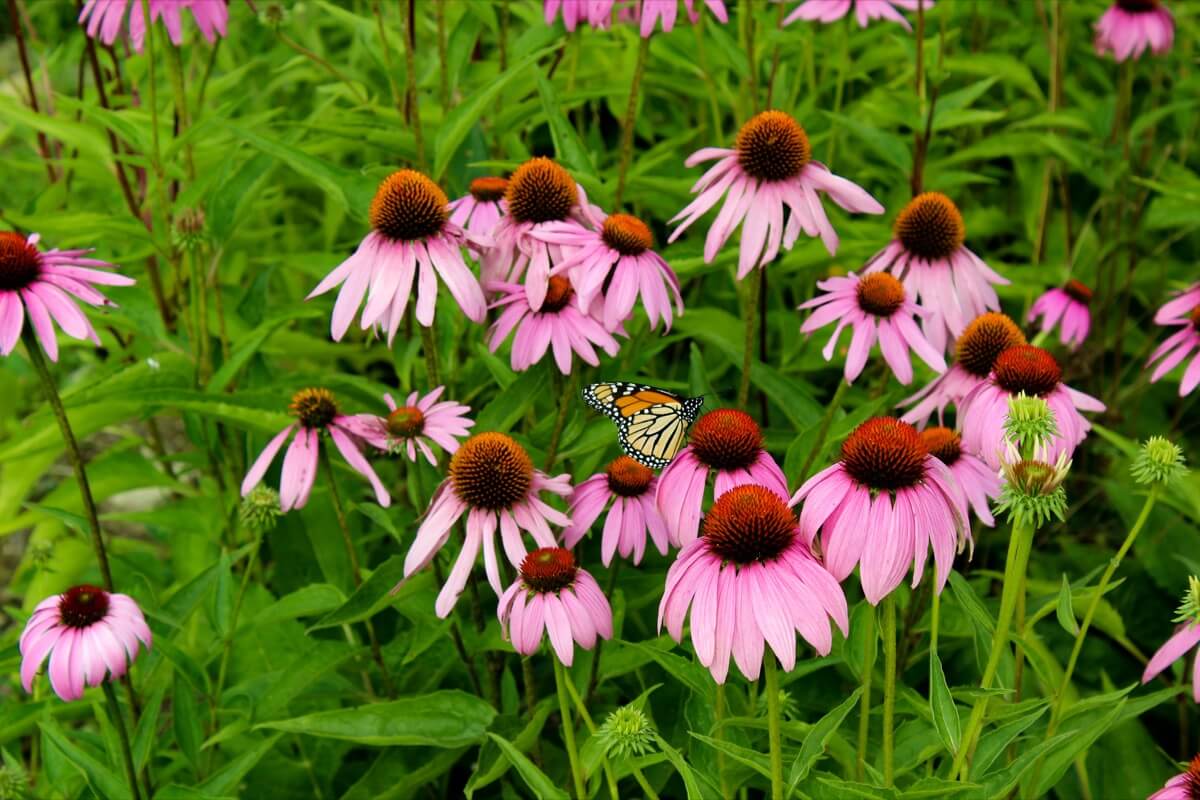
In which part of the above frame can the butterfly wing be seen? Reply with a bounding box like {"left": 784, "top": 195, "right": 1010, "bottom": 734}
{"left": 583, "top": 383, "right": 703, "bottom": 469}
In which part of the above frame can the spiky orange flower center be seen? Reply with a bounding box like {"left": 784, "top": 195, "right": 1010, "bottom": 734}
{"left": 59, "top": 585, "right": 110, "bottom": 628}
{"left": 1116, "top": 0, "right": 1159, "bottom": 11}
{"left": 689, "top": 409, "right": 762, "bottom": 471}
{"left": 541, "top": 276, "right": 575, "bottom": 313}
{"left": 994, "top": 345, "right": 1061, "bottom": 397}
{"left": 291, "top": 388, "right": 339, "bottom": 429}
{"left": 842, "top": 417, "right": 927, "bottom": 491}
{"left": 0, "top": 231, "right": 40, "bottom": 291}
{"left": 469, "top": 176, "right": 509, "bottom": 202}
{"left": 895, "top": 192, "right": 965, "bottom": 261}
{"left": 520, "top": 547, "right": 578, "bottom": 593}
{"left": 387, "top": 406, "right": 425, "bottom": 438}
{"left": 1063, "top": 279, "right": 1093, "bottom": 305}
{"left": 506, "top": 157, "right": 577, "bottom": 224}
{"left": 735, "top": 110, "right": 811, "bottom": 182}
{"left": 703, "top": 485, "right": 796, "bottom": 564}
{"left": 856, "top": 273, "right": 906, "bottom": 317}
{"left": 606, "top": 456, "right": 654, "bottom": 497}
{"left": 920, "top": 427, "right": 962, "bottom": 466}
{"left": 450, "top": 432, "right": 533, "bottom": 510}
{"left": 956, "top": 312, "right": 1026, "bottom": 378}
{"left": 602, "top": 214, "right": 654, "bottom": 256}
{"left": 369, "top": 170, "right": 449, "bottom": 241}
{"left": 1184, "top": 754, "right": 1200, "bottom": 800}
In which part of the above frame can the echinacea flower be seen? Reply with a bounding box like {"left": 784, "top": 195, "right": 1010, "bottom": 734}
{"left": 397, "top": 432, "right": 572, "bottom": 616}
{"left": 498, "top": 547, "right": 613, "bottom": 665}
{"left": 449, "top": 177, "right": 508, "bottom": 247}
{"left": 784, "top": 0, "right": 932, "bottom": 30}
{"left": 240, "top": 388, "right": 391, "bottom": 512}
{"left": 1156, "top": 283, "right": 1200, "bottom": 325}
{"left": 544, "top": 0, "right": 607, "bottom": 31}
{"left": 864, "top": 192, "right": 1009, "bottom": 353}
{"left": 1095, "top": 0, "right": 1174, "bottom": 62}
{"left": 537, "top": 212, "right": 684, "bottom": 332}
{"left": 1143, "top": 578, "right": 1200, "bottom": 702}
{"left": 900, "top": 311, "right": 1026, "bottom": 428}
{"left": 19, "top": 585, "right": 152, "bottom": 702}
{"left": 658, "top": 485, "right": 849, "bottom": 683}
{"left": 0, "top": 231, "right": 134, "bottom": 361}
{"left": 1028, "top": 280, "right": 1092, "bottom": 350}
{"left": 308, "top": 170, "right": 487, "bottom": 344}
{"left": 1148, "top": 755, "right": 1200, "bottom": 800}
{"left": 792, "top": 417, "right": 969, "bottom": 604}
{"left": 921, "top": 427, "right": 1000, "bottom": 526}
{"left": 563, "top": 456, "right": 669, "bottom": 565}
{"left": 800, "top": 271, "right": 945, "bottom": 384}
{"left": 669, "top": 110, "right": 884, "bottom": 277}
{"left": 486, "top": 276, "right": 621, "bottom": 374}
{"left": 656, "top": 408, "right": 789, "bottom": 548}
{"left": 79, "top": 0, "right": 227, "bottom": 50}
{"left": 356, "top": 386, "right": 474, "bottom": 465}
{"left": 958, "top": 345, "right": 1104, "bottom": 470}
{"left": 1149, "top": 297, "right": 1200, "bottom": 396}
{"left": 596, "top": 0, "right": 729, "bottom": 36}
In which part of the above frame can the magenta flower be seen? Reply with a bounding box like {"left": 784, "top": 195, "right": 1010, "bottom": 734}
{"left": 1149, "top": 287, "right": 1200, "bottom": 396}
{"left": 669, "top": 110, "right": 883, "bottom": 278}
{"left": 1148, "top": 755, "right": 1200, "bottom": 800}
{"left": 1156, "top": 283, "right": 1200, "bottom": 325}
{"left": 864, "top": 192, "right": 1009, "bottom": 353}
{"left": 899, "top": 312, "right": 1026, "bottom": 428}
{"left": 1095, "top": 0, "right": 1174, "bottom": 62}
{"left": 598, "top": 0, "right": 729, "bottom": 36}
{"left": 921, "top": 427, "right": 1000, "bottom": 527}
{"left": 1028, "top": 280, "right": 1092, "bottom": 351}
{"left": 792, "top": 417, "right": 969, "bottom": 605}
{"left": 659, "top": 485, "right": 848, "bottom": 683}
{"left": 563, "top": 456, "right": 669, "bottom": 565}
{"left": 240, "top": 388, "right": 391, "bottom": 512}
{"left": 536, "top": 212, "right": 684, "bottom": 332}
{"left": 800, "top": 271, "right": 945, "bottom": 385}
{"left": 20, "top": 585, "right": 152, "bottom": 702}
{"left": 308, "top": 170, "right": 486, "bottom": 344}
{"left": 544, "top": 0, "right": 608, "bottom": 30}
{"left": 79, "top": 0, "right": 227, "bottom": 51}
{"left": 397, "top": 433, "right": 572, "bottom": 616}
{"left": 958, "top": 345, "right": 1105, "bottom": 470}
{"left": 784, "top": 0, "right": 932, "bottom": 30}
{"left": 356, "top": 386, "right": 474, "bottom": 465}
{"left": 1143, "top": 621, "right": 1200, "bottom": 702}
{"left": 486, "top": 276, "right": 620, "bottom": 374}
{"left": 0, "top": 231, "right": 133, "bottom": 361}
{"left": 498, "top": 547, "right": 613, "bottom": 665}
{"left": 656, "top": 408, "right": 789, "bottom": 549}
{"left": 449, "top": 177, "right": 508, "bottom": 248}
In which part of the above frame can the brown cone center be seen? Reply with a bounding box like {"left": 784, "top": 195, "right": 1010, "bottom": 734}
{"left": 955, "top": 312, "right": 1027, "bottom": 378}
{"left": 703, "top": 485, "right": 797, "bottom": 565}
{"left": 895, "top": 192, "right": 966, "bottom": 261}
{"left": 856, "top": 273, "right": 906, "bottom": 317}
{"left": 450, "top": 432, "right": 534, "bottom": 510}
{"left": 369, "top": 170, "right": 449, "bottom": 241}
{"left": 520, "top": 547, "right": 578, "bottom": 592}
{"left": 841, "top": 417, "right": 927, "bottom": 491}
{"left": 506, "top": 157, "right": 577, "bottom": 224}
{"left": 59, "top": 585, "right": 111, "bottom": 629}
{"left": 0, "top": 231, "right": 41, "bottom": 291}
{"left": 735, "top": 110, "right": 811, "bottom": 182}
{"left": 689, "top": 409, "right": 762, "bottom": 471}
{"left": 993, "top": 345, "right": 1061, "bottom": 397}
{"left": 606, "top": 456, "right": 654, "bottom": 497}
{"left": 291, "top": 388, "right": 339, "bottom": 429}
{"left": 602, "top": 214, "right": 654, "bottom": 256}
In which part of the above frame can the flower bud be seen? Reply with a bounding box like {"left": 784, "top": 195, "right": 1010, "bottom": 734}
{"left": 1173, "top": 576, "right": 1200, "bottom": 626}
{"left": 596, "top": 705, "right": 656, "bottom": 759}
{"left": 239, "top": 485, "right": 282, "bottom": 532}
{"left": 995, "top": 442, "right": 1069, "bottom": 527}
{"left": 1131, "top": 436, "right": 1187, "bottom": 486}
{"left": 1004, "top": 393, "right": 1058, "bottom": 457}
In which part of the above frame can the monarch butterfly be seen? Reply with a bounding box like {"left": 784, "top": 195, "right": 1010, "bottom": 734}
{"left": 583, "top": 382, "right": 704, "bottom": 469}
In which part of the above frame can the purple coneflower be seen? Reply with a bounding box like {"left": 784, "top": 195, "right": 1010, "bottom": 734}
{"left": 921, "top": 427, "right": 1000, "bottom": 527}
{"left": 449, "top": 177, "right": 508, "bottom": 247}
{"left": 356, "top": 386, "right": 473, "bottom": 465}
{"left": 784, "top": 0, "right": 933, "bottom": 30}
{"left": 1028, "top": 280, "right": 1092, "bottom": 351}
{"left": 1143, "top": 622, "right": 1200, "bottom": 702}
{"left": 486, "top": 276, "right": 621, "bottom": 374}
{"left": 80, "top": 0, "right": 227, "bottom": 50}
{"left": 1149, "top": 289, "right": 1200, "bottom": 396}
{"left": 544, "top": 0, "right": 607, "bottom": 30}
{"left": 563, "top": 456, "right": 669, "bottom": 565}
{"left": 1095, "top": 0, "right": 1174, "bottom": 62}
{"left": 1148, "top": 755, "right": 1200, "bottom": 800}
{"left": 598, "top": 0, "right": 728, "bottom": 35}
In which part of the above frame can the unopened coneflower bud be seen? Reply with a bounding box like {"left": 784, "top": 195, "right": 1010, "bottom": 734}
{"left": 29, "top": 541, "right": 55, "bottom": 570}
{"left": 1173, "top": 576, "right": 1200, "bottom": 625}
{"left": 239, "top": 485, "right": 282, "bottom": 532}
{"left": 1004, "top": 393, "right": 1058, "bottom": 456}
{"left": 174, "top": 207, "right": 207, "bottom": 251}
{"left": 1131, "top": 436, "right": 1187, "bottom": 486}
{"left": 996, "top": 443, "right": 1070, "bottom": 527}
{"left": 0, "top": 764, "right": 28, "bottom": 800}
{"left": 263, "top": 3, "right": 285, "bottom": 25}
{"left": 755, "top": 688, "right": 797, "bottom": 721}
{"left": 596, "top": 705, "right": 656, "bottom": 759}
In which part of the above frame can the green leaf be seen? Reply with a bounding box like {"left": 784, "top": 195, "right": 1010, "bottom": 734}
{"left": 173, "top": 671, "right": 203, "bottom": 773}
{"left": 1034, "top": 699, "right": 1127, "bottom": 796}
{"left": 207, "top": 306, "right": 323, "bottom": 392}
{"left": 308, "top": 555, "right": 407, "bottom": 631}
{"left": 653, "top": 733, "right": 707, "bottom": 800}
{"left": 535, "top": 73, "right": 597, "bottom": 178}
{"left": 618, "top": 640, "right": 715, "bottom": 703}
{"left": 474, "top": 368, "right": 550, "bottom": 433}
{"left": 255, "top": 640, "right": 362, "bottom": 720}
{"left": 789, "top": 687, "right": 862, "bottom": 790}
{"left": 688, "top": 732, "right": 771, "bottom": 779}
{"left": 154, "top": 787, "right": 237, "bottom": 800}
{"left": 196, "top": 733, "right": 284, "bottom": 796}
{"left": 39, "top": 718, "right": 130, "bottom": 800}
{"left": 132, "top": 682, "right": 166, "bottom": 772}
{"left": 1055, "top": 574, "right": 1079, "bottom": 636}
{"left": 485, "top": 733, "right": 570, "bottom": 800}
{"left": 968, "top": 701, "right": 1046, "bottom": 780}
{"left": 928, "top": 653, "right": 961, "bottom": 757}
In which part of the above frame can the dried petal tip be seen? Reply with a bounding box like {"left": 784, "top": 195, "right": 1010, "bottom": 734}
{"left": 506, "top": 157, "right": 577, "bottom": 224}
{"left": 239, "top": 485, "right": 282, "bottom": 532}
{"left": 1172, "top": 576, "right": 1200, "bottom": 626}
{"left": 895, "top": 192, "right": 965, "bottom": 261}
{"left": 450, "top": 432, "right": 533, "bottom": 510}
{"left": 370, "top": 170, "right": 449, "bottom": 241}
{"left": 1131, "top": 436, "right": 1187, "bottom": 485}
{"left": 596, "top": 705, "right": 657, "bottom": 759}
{"left": 0, "top": 231, "right": 40, "bottom": 291}
{"left": 1004, "top": 393, "right": 1058, "bottom": 454}
{"left": 735, "top": 110, "right": 811, "bottom": 182}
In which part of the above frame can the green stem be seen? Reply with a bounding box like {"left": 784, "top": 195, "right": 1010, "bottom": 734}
{"left": 544, "top": 369, "right": 574, "bottom": 471}
{"left": 881, "top": 595, "right": 898, "bottom": 787}
{"left": 716, "top": 683, "right": 730, "bottom": 798}
{"left": 764, "top": 654, "right": 784, "bottom": 800}
{"left": 561, "top": 669, "right": 625, "bottom": 800}
{"left": 692, "top": 17, "right": 723, "bottom": 141}
{"left": 798, "top": 380, "right": 849, "bottom": 483}
{"left": 738, "top": 266, "right": 764, "bottom": 410}
{"left": 435, "top": 0, "right": 448, "bottom": 109}
{"left": 825, "top": 21, "right": 849, "bottom": 164}
{"left": 554, "top": 657, "right": 588, "bottom": 800}
{"left": 614, "top": 35, "right": 651, "bottom": 209}
{"left": 207, "top": 531, "right": 262, "bottom": 771}
{"left": 102, "top": 682, "right": 143, "bottom": 800}
{"left": 855, "top": 602, "right": 877, "bottom": 782}
{"left": 419, "top": 322, "right": 441, "bottom": 387}
{"left": 930, "top": 585, "right": 941, "bottom": 655}
{"left": 742, "top": 0, "right": 758, "bottom": 112}
{"left": 165, "top": 45, "right": 194, "bottom": 180}
{"left": 403, "top": 0, "right": 427, "bottom": 171}
{"left": 274, "top": 28, "right": 367, "bottom": 103}
{"left": 523, "top": 657, "right": 543, "bottom": 765}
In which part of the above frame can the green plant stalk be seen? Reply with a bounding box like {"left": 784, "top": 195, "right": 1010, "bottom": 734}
{"left": 164, "top": 44, "right": 194, "bottom": 179}
{"left": 716, "top": 682, "right": 730, "bottom": 797}
{"left": 208, "top": 531, "right": 263, "bottom": 771}
{"left": 825, "top": 21, "right": 849, "bottom": 164}
{"left": 544, "top": 368, "right": 575, "bottom": 470}
{"left": 554, "top": 657, "right": 588, "bottom": 800}
{"left": 561, "top": 667, "right": 632, "bottom": 800}
{"left": 691, "top": 17, "right": 723, "bottom": 141}
{"left": 274, "top": 28, "right": 368, "bottom": 104}
{"left": 798, "top": 380, "right": 849, "bottom": 483}
{"left": 765, "top": 654, "right": 784, "bottom": 800}
{"left": 102, "top": 681, "right": 144, "bottom": 800}
{"left": 742, "top": 0, "right": 758, "bottom": 112}
{"left": 738, "top": 267, "right": 764, "bottom": 410}
{"left": 881, "top": 594, "right": 898, "bottom": 786}
{"left": 614, "top": 34, "right": 651, "bottom": 209}
{"left": 855, "top": 602, "right": 877, "bottom": 782}
{"left": 403, "top": 0, "right": 427, "bottom": 171}
{"left": 435, "top": 0, "right": 448, "bottom": 109}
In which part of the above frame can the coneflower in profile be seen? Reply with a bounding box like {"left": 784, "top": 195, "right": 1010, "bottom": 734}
{"left": 1095, "top": 0, "right": 1174, "bottom": 62}
{"left": 563, "top": 456, "right": 669, "bottom": 566}
{"left": 1149, "top": 285, "right": 1200, "bottom": 396}
{"left": 544, "top": 0, "right": 605, "bottom": 31}
{"left": 784, "top": 0, "right": 933, "bottom": 31}
{"left": 80, "top": 0, "right": 227, "bottom": 51}
{"left": 486, "top": 276, "right": 621, "bottom": 374}
{"left": 449, "top": 177, "right": 509, "bottom": 245}
{"left": 669, "top": 110, "right": 883, "bottom": 277}
{"left": 1028, "top": 280, "right": 1092, "bottom": 351}
{"left": 921, "top": 427, "right": 1000, "bottom": 526}
{"left": 1143, "top": 576, "right": 1200, "bottom": 702}
{"left": 596, "top": 0, "right": 729, "bottom": 36}
{"left": 356, "top": 387, "right": 474, "bottom": 465}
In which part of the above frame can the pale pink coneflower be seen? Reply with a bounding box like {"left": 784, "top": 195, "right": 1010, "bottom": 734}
{"left": 562, "top": 456, "right": 669, "bottom": 566}
{"left": 307, "top": 170, "right": 487, "bottom": 344}
{"left": 20, "top": 585, "right": 152, "bottom": 702}
{"left": 1149, "top": 289, "right": 1200, "bottom": 396}
{"left": 79, "top": 0, "right": 227, "bottom": 51}
{"left": 784, "top": 0, "right": 933, "bottom": 31}
{"left": 656, "top": 408, "right": 789, "bottom": 549}
{"left": 864, "top": 192, "right": 1009, "bottom": 353}
{"left": 356, "top": 386, "right": 473, "bottom": 465}
{"left": 1143, "top": 620, "right": 1200, "bottom": 702}
{"left": 899, "top": 312, "right": 1026, "bottom": 428}
{"left": 1095, "top": 0, "right": 1174, "bottom": 62}
{"left": 659, "top": 485, "right": 848, "bottom": 683}
{"left": 240, "top": 388, "right": 391, "bottom": 512}
{"left": 669, "top": 110, "right": 884, "bottom": 278}
{"left": 958, "top": 345, "right": 1105, "bottom": 470}
{"left": 544, "top": 0, "right": 608, "bottom": 30}
{"left": 498, "top": 547, "right": 613, "bottom": 665}
{"left": 0, "top": 232, "right": 134, "bottom": 361}
{"left": 449, "top": 177, "right": 508, "bottom": 250}
{"left": 921, "top": 427, "right": 1000, "bottom": 527}
{"left": 800, "top": 271, "right": 945, "bottom": 385}
{"left": 486, "top": 276, "right": 621, "bottom": 374}
{"left": 597, "top": 0, "right": 728, "bottom": 36}
{"left": 1028, "top": 280, "right": 1092, "bottom": 351}
{"left": 396, "top": 433, "right": 572, "bottom": 616}
{"left": 1148, "top": 756, "right": 1200, "bottom": 800}
{"left": 791, "top": 417, "right": 970, "bottom": 605}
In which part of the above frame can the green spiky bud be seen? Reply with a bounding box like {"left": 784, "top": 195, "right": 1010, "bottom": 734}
{"left": 239, "top": 485, "right": 282, "bottom": 532}
{"left": 1004, "top": 393, "right": 1058, "bottom": 458}
{"left": 1131, "top": 436, "right": 1187, "bottom": 486}
{"left": 173, "top": 208, "right": 207, "bottom": 252}
{"left": 0, "top": 766, "right": 29, "bottom": 800}
{"left": 995, "top": 442, "right": 1070, "bottom": 527}
{"left": 1173, "top": 576, "right": 1200, "bottom": 626}
{"left": 596, "top": 705, "right": 656, "bottom": 759}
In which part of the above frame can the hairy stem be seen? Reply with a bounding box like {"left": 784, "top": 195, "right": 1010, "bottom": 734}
{"left": 881, "top": 594, "right": 898, "bottom": 786}
{"left": 102, "top": 682, "right": 143, "bottom": 800}
{"left": 554, "top": 657, "right": 587, "bottom": 799}
{"left": 403, "top": 0, "right": 427, "bottom": 170}
{"left": 614, "top": 35, "right": 650, "bottom": 209}
{"left": 765, "top": 654, "right": 784, "bottom": 800}
{"left": 856, "top": 602, "right": 877, "bottom": 782}
{"left": 738, "top": 266, "right": 763, "bottom": 410}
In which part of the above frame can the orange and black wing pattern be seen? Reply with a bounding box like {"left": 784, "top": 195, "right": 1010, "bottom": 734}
{"left": 583, "top": 382, "right": 704, "bottom": 469}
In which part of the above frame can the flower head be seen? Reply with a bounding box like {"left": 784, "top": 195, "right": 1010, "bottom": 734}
{"left": 1028, "top": 280, "right": 1092, "bottom": 350}
{"left": 1148, "top": 753, "right": 1200, "bottom": 800}
{"left": 1144, "top": 581, "right": 1200, "bottom": 703}
{"left": 597, "top": 705, "right": 657, "bottom": 758}
{"left": 1003, "top": 393, "right": 1059, "bottom": 453}
{"left": 611, "top": 0, "right": 729, "bottom": 36}
{"left": 995, "top": 442, "right": 1070, "bottom": 527}
{"left": 486, "top": 276, "right": 621, "bottom": 374}
{"left": 1149, "top": 285, "right": 1200, "bottom": 396}
{"left": 1095, "top": 0, "right": 1174, "bottom": 62}
{"left": 449, "top": 177, "right": 509, "bottom": 247}
{"left": 356, "top": 386, "right": 474, "bottom": 465}
{"left": 1132, "top": 436, "right": 1188, "bottom": 486}
{"left": 239, "top": 485, "right": 282, "bottom": 532}
{"left": 563, "top": 456, "right": 670, "bottom": 565}
{"left": 79, "top": 0, "right": 228, "bottom": 51}
{"left": 784, "top": 0, "right": 934, "bottom": 31}
{"left": 1174, "top": 577, "right": 1200, "bottom": 626}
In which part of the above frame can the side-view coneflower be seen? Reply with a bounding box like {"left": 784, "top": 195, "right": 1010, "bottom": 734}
{"left": 900, "top": 311, "right": 1026, "bottom": 428}
{"left": 1148, "top": 755, "right": 1200, "bottom": 800}
{"left": 864, "top": 192, "right": 1009, "bottom": 353}
{"left": 240, "top": 388, "right": 391, "bottom": 511}
{"left": 544, "top": 0, "right": 607, "bottom": 30}
{"left": 1095, "top": 0, "right": 1174, "bottom": 62}
{"left": 921, "top": 427, "right": 1000, "bottom": 526}
{"left": 0, "top": 231, "right": 134, "bottom": 361}
{"left": 449, "top": 177, "right": 508, "bottom": 246}
{"left": 800, "top": 271, "right": 945, "bottom": 385}
{"left": 80, "top": 0, "right": 228, "bottom": 51}
{"left": 659, "top": 485, "right": 849, "bottom": 682}
{"left": 1143, "top": 577, "right": 1200, "bottom": 702}
{"left": 1029, "top": 280, "right": 1092, "bottom": 350}
{"left": 784, "top": 0, "right": 933, "bottom": 30}
{"left": 563, "top": 456, "right": 669, "bottom": 565}
{"left": 396, "top": 432, "right": 572, "bottom": 616}
{"left": 20, "top": 585, "right": 152, "bottom": 702}
{"left": 596, "top": 0, "right": 729, "bottom": 36}
{"left": 308, "top": 170, "right": 487, "bottom": 343}
{"left": 959, "top": 345, "right": 1104, "bottom": 470}
{"left": 669, "top": 110, "right": 883, "bottom": 276}
{"left": 498, "top": 547, "right": 613, "bottom": 665}
{"left": 656, "top": 408, "right": 789, "bottom": 548}
{"left": 486, "top": 276, "right": 621, "bottom": 374}
{"left": 356, "top": 386, "right": 474, "bottom": 465}
{"left": 1149, "top": 289, "right": 1200, "bottom": 396}
{"left": 792, "top": 417, "right": 969, "bottom": 604}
